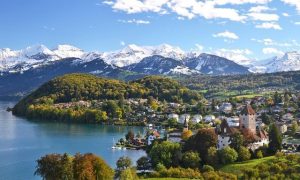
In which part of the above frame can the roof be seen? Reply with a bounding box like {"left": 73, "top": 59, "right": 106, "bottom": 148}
{"left": 219, "top": 120, "right": 238, "bottom": 135}
{"left": 257, "top": 130, "right": 268, "bottom": 139}
{"left": 240, "top": 104, "right": 256, "bottom": 115}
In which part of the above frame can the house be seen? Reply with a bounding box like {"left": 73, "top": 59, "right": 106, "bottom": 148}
{"left": 204, "top": 115, "right": 215, "bottom": 123}
{"left": 220, "top": 103, "right": 233, "bottom": 114}
{"left": 179, "top": 114, "right": 190, "bottom": 124}
{"left": 226, "top": 116, "right": 239, "bottom": 127}
{"left": 282, "top": 113, "right": 294, "bottom": 121}
{"left": 168, "top": 114, "right": 179, "bottom": 122}
{"left": 191, "top": 114, "right": 202, "bottom": 124}
{"left": 167, "top": 130, "right": 182, "bottom": 143}
{"left": 276, "top": 122, "right": 288, "bottom": 134}
{"left": 217, "top": 120, "right": 239, "bottom": 149}
{"left": 147, "top": 130, "right": 160, "bottom": 145}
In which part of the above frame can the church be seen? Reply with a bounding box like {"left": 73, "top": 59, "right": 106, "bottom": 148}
{"left": 217, "top": 104, "right": 269, "bottom": 150}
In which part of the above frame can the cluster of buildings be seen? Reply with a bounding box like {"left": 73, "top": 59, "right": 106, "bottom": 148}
{"left": 217, "top": 105, "right": 269, "bottom": 150}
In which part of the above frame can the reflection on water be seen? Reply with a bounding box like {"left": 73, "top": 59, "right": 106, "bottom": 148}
{"left": 0, "top": 101, "right": 146, "bottom": 180}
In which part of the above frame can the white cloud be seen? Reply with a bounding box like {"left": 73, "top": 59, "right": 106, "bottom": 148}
{"left": 213, "top": 48, "right": 253, "bottom": 65}
{"left": 118, "top": 19, "right": 150, "bottom": 24}
{"left": 255, "top": 22, "right": 282, "bottom": 30}
{"left": 212, "top": 0, "right": 271, "bottom": 6}
{"left": 262, "top": 47, "right": 284, "bottom": 55}
{"left": 281, "top": 0, "right": 300, "bottom": 13}
{"left": 282, "top": 12, "right": 290, "bottom": 17}
{"left": 213, "top": 31, "right": 239, "bottom": 40}
{"left": 104, "top": 0, "right": 272, "bottom": 22}
{"left": 195, "top": 44, "right": 204, "bottom": 51}
{"left": 247, "top": 12, "right": 279, "bottom": 21}
{"left": 249, "top": 5, "right": 273, "bottom": 13}
{"left": 103, "top": 1, "right": 114, "bottom": 5}
{"left": 43, "top": 26, "right": 55, "bottom": 31}
{"left": 104, "top": 0, "right": 284, "bottom": 25}
{"left": 120, "top": 41, "right": 126, "bottom": 46}
{"left": 252, "top": 38, "right": 293, "bottom": 47}
{"left": 294, "top": 21, "right": 300, "bottom": 25}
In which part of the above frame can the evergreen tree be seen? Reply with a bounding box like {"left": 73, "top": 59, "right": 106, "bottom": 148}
{"left": 268, "top": 124, "right": 282, "bottom": 154}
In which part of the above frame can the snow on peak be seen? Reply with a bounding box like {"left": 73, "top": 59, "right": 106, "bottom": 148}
{"left": 0, "top": 48, "right": 18, "bottom": 60}
{"left": 250, "top": 51, "right": 300, "bottom": 73}
{"left": 53, "top": 44, "right": 84, "bottom": 59}
{"left": 102, "top": 44, "right": 186, "bottom": 67}
{"left": 153, "top": 44, "right": 185, "bottom": 60}
{"left": 22, "top": 45, "right": 54, "bottom": 57}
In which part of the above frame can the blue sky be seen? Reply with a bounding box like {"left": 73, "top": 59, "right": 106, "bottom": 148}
{"left": 1, "top": 0, "right": 300, "bottom": 61}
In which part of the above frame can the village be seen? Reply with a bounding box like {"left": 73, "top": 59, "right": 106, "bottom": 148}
{"left": 107, "top": 91, "right": 300, "bottom": 153}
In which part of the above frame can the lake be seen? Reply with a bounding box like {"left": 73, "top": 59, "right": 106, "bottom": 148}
{"left": 0, "top": 101, "right": 146, "bottom": 180}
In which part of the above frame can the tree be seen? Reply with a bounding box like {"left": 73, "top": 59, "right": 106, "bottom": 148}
{"left": 168, "top": 118, "right": 178, "bottom": 128}
{"left": 238, "top": 146, "right": 251, "bottom": 161}
{"left": 125, "top": 130, "right": 135, "bottom": 142}
{"left": 119, "top": 168, "right": 138, "bottom": 180}
{"left": 35, "top": 153, "right": 69, "bottom": 180}
{"left": 230, "top": 132, "right": 244, "bottom": 151}
{"left": 256, "top": 150, "right": 263, "bottom": 159}
{"left": 268, "top": 124, "right": 282, "bottom": 154}
{"left": 202, "top": 165, "right": 214, "bottom": 172}
{"left": 136, "top": 156, "right": 151, "bottom": 172}
{"left": 148, "top": 96, "right": 158, "bottom": 111}
{"left": 181, "top": 151, "right": 201, "bottom": 169}
{"left": 116, "top": 156, "right": 132, "bottom": 171}
{"left": 274, "top": 91, "right": 282, "bottom": 104}
{"left": 184, "top": 128, "right": 217, "bottom": 162}
{"left": 73, "top": 153, "right": 114, "bottom": 180}
{"left": 218, "top": 146, "right": 238, "bottom": 164}
{"left": 36, "top": 153, "right": 114, "bottom": 180}
{"left": 261, "top": 113, "right": 271, "bottom": 125}
{"left": 60, "top": 153, "right": 73, "bottom": 180}
{"left": 181, "top": 130, "right": 193, "bottom": 141}
{"left": 149, "top": 141, "right": 182, "bottom": 168}
{"left": 291, "top": 121, "right": 298, "bottom": 135}
{"left": 207, "top": 147, "right": 219, "bottom": 166}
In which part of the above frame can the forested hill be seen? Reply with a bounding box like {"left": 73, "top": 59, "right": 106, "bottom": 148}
{"left": 175, "top": 71, "right": 300, "bottom": 98}
{"left": 12, "top": 73, "right": 203, "bottom": 116}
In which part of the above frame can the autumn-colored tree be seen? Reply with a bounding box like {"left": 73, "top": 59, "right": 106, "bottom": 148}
{"left": 181, "top": 130, "right": 193, "bottom": 141}
{"left": 73, "top": 153, "right": 114, "bottom": 180}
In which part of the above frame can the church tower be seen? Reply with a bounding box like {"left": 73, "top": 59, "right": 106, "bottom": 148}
{"left": 239, "top": 104, "right": 256, "bottom": 134}
{"left": 183, "top": 118, "right": 189, "bottom": 132}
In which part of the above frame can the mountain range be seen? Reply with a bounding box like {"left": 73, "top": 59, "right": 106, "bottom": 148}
{"left": 1, "top": 44, "right": 300, "bottom": 98}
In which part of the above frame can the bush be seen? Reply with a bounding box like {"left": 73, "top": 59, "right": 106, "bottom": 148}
{"left": 256, "top": 150, "right": 263, "bottom": 159}
{"left": 202, "top": 165, "right": 214, "bottom": 172}
{"left": 238, "top": 146, "right": 251, "bottom": 161}
{"left": 153, "top": 167, "right": 202, "bottom": 179}
{"left": 218, "top": 147, "right": 238, "bottom": 164}
{"left": 181, "top": 151, "right": 201, "bottom": 169}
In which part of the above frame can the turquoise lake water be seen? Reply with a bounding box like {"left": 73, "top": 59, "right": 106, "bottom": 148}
{"left": 0, "top": 101, "right": 146, "bottom": 180}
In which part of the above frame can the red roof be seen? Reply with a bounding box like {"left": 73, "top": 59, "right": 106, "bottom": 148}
{"left": 241, "top": 104, "right": 256, "bottom": 115}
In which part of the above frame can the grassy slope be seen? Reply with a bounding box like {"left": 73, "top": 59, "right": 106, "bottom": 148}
{"left": 145, "top": 178, "right": 188, "bottom": 180}
{"left": 219, "top": 156, "right": 275, "bottom": 174}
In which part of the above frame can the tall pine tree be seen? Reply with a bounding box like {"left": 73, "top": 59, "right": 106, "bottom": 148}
{"left": 268, "top": 124, "right": 282, "bottom": 154}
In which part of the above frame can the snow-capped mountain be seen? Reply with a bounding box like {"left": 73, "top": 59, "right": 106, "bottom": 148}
{"left": 102, "top": 44, "right": 185, "bottom": 67}
{"left": 250, "top": 51, "right": 300, "bottom": 73}
{"left": 0, "top": 44, "right": 102, "bottom": 73}
{"left": 124, "top": 55, "right": 199, "bottom": 75}
{"left": 184, "top": 53, "right": 250, "bottom": 75}
{"left": 0, "top": 57, "right": 127, "bottom": 98}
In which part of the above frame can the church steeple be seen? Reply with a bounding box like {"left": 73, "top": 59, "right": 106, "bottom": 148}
{"left": 183, "top": 117, "right": 189, "bottom": 131}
